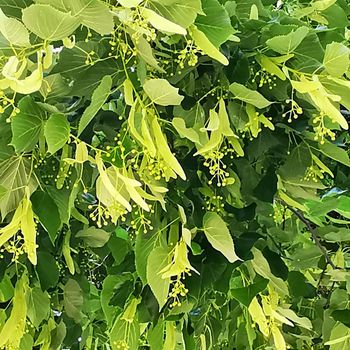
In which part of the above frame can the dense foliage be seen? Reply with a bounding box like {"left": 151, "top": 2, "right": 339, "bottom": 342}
{"left": 0, "top": 0, "right": 350, "bottom": 349}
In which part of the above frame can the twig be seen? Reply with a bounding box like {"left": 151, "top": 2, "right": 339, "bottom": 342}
{"left": 281, "top": 201, "right": 337, "bottom": 270}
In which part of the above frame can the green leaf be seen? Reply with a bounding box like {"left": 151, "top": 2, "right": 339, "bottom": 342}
{"left": 203, "top": 212, "right": 240, "bottom": 263}
{"left": 290, "top": 244, "right": 322, "bottom": 270}
{"left": 35, "top": 0, "right": 114, "bottom": 35}
{"left": 110, "top": 314, "right": 140, "bottom": 350}
{"left": 150, "top": 0, "right": 202, "bottom": 29}
{"left": 49, "top": 321, "right": 67, "bottom": 350}
{"left": 147, "top": 246, "right": 171, "bottom": 310}
{"left": 27, "top": 287, "right": 50, "bottom": 327}
{"left": 143, "top": 79, "right": 184, "bottom": 106}
{"left": 324, "top": 227, "right": 350, "bottom": 242}
{"left": 11, "top": 96, "right": 44, "bottom": 153}
{"left": 195, "top": 0, "right": 233, "bottom": 47}
{"left": 135, "top": 231, "right": 158, "bottom": 284}
{"left": 134, "top": 36, "right": 165, "bottom": 72}
{"left": 172, "top": 117, "right": 201, "bottom": 144}
{"left": 108, "top": 236, "right": 130, "bottom": 265}
{"left": 0, "top": 275, "right": 13, "bottom": 302}
{"left": 250, "top": 247, "right": 289, "bottom": 296}
{"left": 325, "top": 323, "right": 350, "bottom": 348}
{"left": 63, "top": 279, "right": 84, "bottom": 323}
{"left": 317, "top": 140, "right": 350, "bottom": 167}
{"left": 69, "top": 0, "right": 113, "bottom": 35}
{"left": 229, "top": 83, "right": 272, "bottom": 109}
{"left": 0, "top": 185, "right": 7, "bottom": 201}
{"left": 40, "top": 74, "right": 72, "bottom": 100}
{"left": 0, "top": 156, "right": 37, "bottom": 219}
{"left": 76, "top": 226, "right": 111, "bottom": 248}
{"left": 230, "top": 278, "right": 268, "bottom": 306}
{"left": 115, "top": 227, "right": 129, "bottom": 241}
{"left": 266, "top": 26, "right": 309, "bottom": 54}
{"left": 20, "top": 334, "right": 33, "bottom": 350}
{"left": 44, "top": 113, "right": 70, "bottom": 154}
{"left": 36, "top": 252, "right": 60, "bottom": 290}
{"left": 22, "top": 4, "right": 80, "bottom": 41}
{"left": 0, "top": 0, "right": 33, "bottom": 18}
{"left": 323, "top": 42, "right": 350, "bottom": 78}
{"left": 101, "top": 274, "right": 134, "bottom": 325}
{"left": 31, "top": 191, "right": 61, "bottom": 243}
{"left": 77, "top": 75, "right": 112, "bottom": 135}
{"left": 0, "top": 9, "right": 30, "bottom": 46}
{"left": 45, "top": 186, "right": 71, "bottom": 224}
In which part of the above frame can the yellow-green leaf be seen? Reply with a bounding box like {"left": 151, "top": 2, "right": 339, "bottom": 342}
{"left": 248, "top": 297, "right": 269, "bottom": 337}
{"left": 123, "top": 79, "right": 134, "bottom": 106}
{"left": 147, "top": 246, "right": 171, "bottom": 310}
{"left": 0, "top": 9, "right": 30, "bottom": 46}
{"left": 271, "top": 324, "right": 286, "bottom": 350}
{"left": 190, "top": 25, "right": 228, "bottom": 66}
{"left": 22, "top": 4, "right": 80, "bottom": 41}
{"left": 151, "top": 117, "right": 186, "bottom": 180}
{"left": 62, "top": 230, "right": 75, "bottom": 275}
{"left": 266, "top": 26, "right": 309, "bottom": 54}
{"left": 21, "top": 197, "right": 37, "bottom": 265}
{"left": 118, "top": 0, "right": 143, "bottom": 8}
{"left": 230, "top": 83, "right": 272, "bottom": 109}
{"left": 249, "top": 4, "right": 259, "bottom": 20}
{"left": 323, "top": 42, "right": 350, "bottom": 78}
{"left": 0, "top": 202, "right": 23, "bottom": 248}
{"left": 0, "top": 273, "right": 28, "bottom": 349}
{"left": 142, "top": 8, "right": 186, "bottom": 35}
{"left": 256, "top": 54, "right": 286, "bottom": 81}
{"left": 143, "top": 79, "right": 184, "bottom": 106}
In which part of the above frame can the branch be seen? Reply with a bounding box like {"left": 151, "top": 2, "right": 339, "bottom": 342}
{"left": 281, "top": 202, "right": 337, "bottom": 270}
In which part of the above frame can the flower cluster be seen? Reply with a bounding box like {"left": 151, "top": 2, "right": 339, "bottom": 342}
{"left": 168, "top": 277, "right": 189, "bottom": 308}
{"left": 203, "top": 194, "right": 225, "bottom": 213}
{"left": 160, "top": 240, "right": 197, "bottom": 308}
{"left": 282, "top": 98, "right": 303, "bottom": 123}
{"left": 251, "top": 67, "right": 278, "bottom": 90}
{"left": 175, "top": 39, "right": 199, "bottom": 68}
{"left": 312, "top": 112, "right": 336, "bottom": 144}
{"left": 113, "top": 340, "right": 129, "bottom": 350}
{"left": 130, "top": 204, "right": 154, "bottom": 235}
{"left": 0, "top": 236, "right": 26, "bottom": 262}
{"left": 204, "top": 150, "right": 230, "bottom": 187}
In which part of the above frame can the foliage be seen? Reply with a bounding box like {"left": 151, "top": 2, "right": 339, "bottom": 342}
{"left": 0, "top": 0, "right": 350, "bottom": 349}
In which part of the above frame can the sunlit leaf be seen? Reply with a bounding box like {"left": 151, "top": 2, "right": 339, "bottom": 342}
{"left": 0, "top": 9, "right": 30, "bottom": 46}
{"left": 266, "top": 27, "right": 309, "bottom": 54}
{"left": 230, "top": 83, "right": 272, "bottom": 109}
{"left": 203, "top": 212, "right": 240, "bottom": 263}
{"left": 22, "top": 4, "right": 80, "bottom": 40}
{"left": 143, "top": 79, "right": 184, "bottom": 106}
{"left": 323, "top": 42, "right": 350, "bottom": 78}
{"left": 44, "top": 113, "right": 70, "bottom": 154}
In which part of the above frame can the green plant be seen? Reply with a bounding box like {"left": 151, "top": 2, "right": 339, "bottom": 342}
{"left": 0, "top": 0, "right": 350, "bottom": 349}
